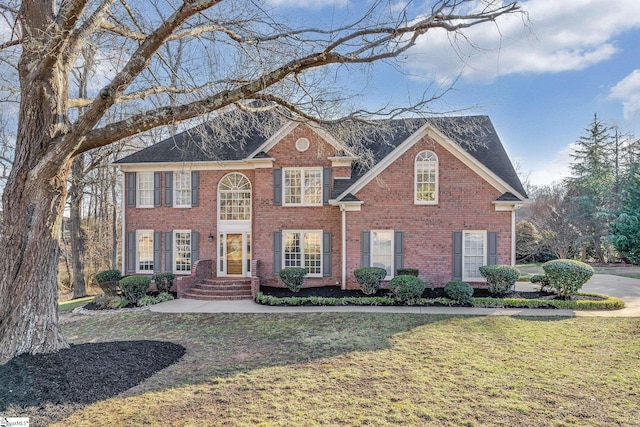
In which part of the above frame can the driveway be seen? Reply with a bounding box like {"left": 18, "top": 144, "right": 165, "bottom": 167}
{"left": 574, "top": 274, "right": 640, "bottom": 317}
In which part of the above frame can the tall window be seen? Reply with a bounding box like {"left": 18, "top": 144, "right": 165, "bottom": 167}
{"left": 174, "top": 230, "right": 191, "bottom": 273}
{"left": 219, "top": 173, "right": 251, "bottom": 221}
{"left": 136, "top": 230, "right": 154, "bottom": 273}
{"left": 371, "top": 230, "right": 394, "bottom": 278}
{"left": 137, "top": 172, "right": 154, "bottom": 208}
{"left": 284, "top": 168, "right": 322, "bottom": 206}
{"left": 174, "top": 171, "right": 191, "bottom": 207}
{"left": 415, "top": 150, "right": 438, "bottom": 204}
{"left": 283, "top": 230, "right": 322, "bottom": 276}
{"left": 463, "top": 231, "right": 486, "bottom": 280}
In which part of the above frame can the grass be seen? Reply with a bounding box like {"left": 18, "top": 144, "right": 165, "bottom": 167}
{"left": 58, "top": 296, "right": 95, "bottom": 314}
{"left": 51, "top": 311, "right": 640, "bottom": 426}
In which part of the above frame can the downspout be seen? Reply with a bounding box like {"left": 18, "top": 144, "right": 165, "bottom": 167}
{"left": 341, "top": 204, "right": 346, "bottom": 290}
{"left": 511, "top": 208, "right": 516, "bottom": 266}
{"left": 121, "top": 169, "right": 126, "bottom": 274}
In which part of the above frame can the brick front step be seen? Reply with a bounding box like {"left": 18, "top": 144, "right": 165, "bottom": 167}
{"left": 182, "top": 279, "right": 253, "bottom": 300}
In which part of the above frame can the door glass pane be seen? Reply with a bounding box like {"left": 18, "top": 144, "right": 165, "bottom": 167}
{"left": 226, "top": 234, "right": 243, "bottom": 275}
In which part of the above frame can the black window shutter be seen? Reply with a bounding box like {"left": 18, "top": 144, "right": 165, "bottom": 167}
{"left": 323, "top": 232, "right": 332, "bottom": 277}
{"left": 273, "top": 168, "right": 282, "bottom": 206}
{"left": 153, "top": 231, "right": 162, "bottom": 273}
{"left": 126, "top": 172, "right": 136, "bottom": 207}
{"left": 394, "top": 231, "right": 404, "bottom": 275}
{"left": 273, "top": 231, "right": 282, "bottom": 274}
{"left": 452, "top": 231, "right": 463, "bottom": 281}
{"left": 191, "top": 231, "right": 200, "bottom": 264}
{"left": 361, "top": 231, "right": 370, "bottom": 267}
{"left": 191, "top": 171, "right": 200, "bottom": 207}
{"left": 487, "top": 231, "right": 498, "bottom": 266}
{"left": 164, "top": 231, "right": 173, "bottom": 273}
{"left": 323, "top": 167, "right": 331, "bottom": 205}
{"left": 164, "top": 172, "right": 173, "bottom": 207}
{"left": 126, "top": 231, "right": 136, "bottom": 274}
{"left": 152, "top": 172, "right": 161, "bottom": 207}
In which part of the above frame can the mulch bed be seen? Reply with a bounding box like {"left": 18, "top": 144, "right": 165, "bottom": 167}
{"left": 259, "top": 285, "right": 558, "bottom": 300}
{"left": 0, "top": 341, "right": 185, "bottom": 425}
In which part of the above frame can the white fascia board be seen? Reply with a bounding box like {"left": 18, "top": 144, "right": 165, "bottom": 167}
{"left": 116, "top": 158, "right": 274, "bottom": 172}
{"left": 335, "top": 123, "right": 528, "bottom": 202}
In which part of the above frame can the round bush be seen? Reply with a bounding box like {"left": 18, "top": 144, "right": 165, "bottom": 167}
{"left": 396, "top": 268, "right": 419, "bottom": 277}
{"left": 388, "top": 275, "right": 425, "bottom": 303}
{"left": 479, "top": 265, "right": 520, "bottom": 297}
{"left": 353, "top": 267, "right": 387, "bottom": 295}
{"left": 444, "top": 281, "right": 474, "bottom": 304}
{"left": 95, "top": 269, "right": 122, "bottom": 296}
{"left": 542, "top": 259, "right": 594, "bottom": 299}
{"left": 279, "top": 267, "right": 307, "bottom": 292}
{"left": 154, "top": 273, "right": 175, "bottom": 293}
{"left": 119, "top": 275, "right": 151, "bottom": 303}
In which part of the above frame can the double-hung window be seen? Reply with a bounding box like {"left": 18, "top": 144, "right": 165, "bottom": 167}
{"left": 371, "top": 230, "right": 394, "bottom": 278}
{"left": 137, "top": 172, "right": 154, "bottom": 208}
{"left": 283, "top": 230, "right": 322, "bottom": 276}
{"left": 463, "top": 230, "right": 486, "bottom": 281}
{"left": 415, "top": 150, "right": 438, "bottom": 204}
{"left": 174, "top": 230, "right": 192, "bottom": 274}
{"left": 136, "top": 230, "right": 154, "bottom": 273}
{"left": 174, "top": 171, "right": 191, "bottom": 207}
{"left": 283, "top": 168, "right": 322, "bottom": 206}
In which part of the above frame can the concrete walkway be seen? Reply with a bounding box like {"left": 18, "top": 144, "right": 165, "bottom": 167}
{"left": 150, "top": 274, "right": 640, "bottom": 317}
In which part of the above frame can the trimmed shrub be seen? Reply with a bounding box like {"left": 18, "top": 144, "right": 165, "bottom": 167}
{"left": 138, "top": 295, "right": 160, "bottom": 306}
{"left": 530, "top": 274, "right": 553, "bottom": 292}
{"left": 388, "top": 275, "right": 426, "bottom": 303}
{"left": 157, "top": 292, "right": 175, "bottom": 302}
{"left": 396, "top": 268, "right": 419, "bottom": 277}
{"left": 542, "top": 259, "right": 594, "bottom": 299}
{"left": 279, "top": 267, "right": 307, "bottom": 292}
{"left": 119, "top": 275, "right": 151, "bottom": 303}
{"left": 353, "top": 267, "right": 387, "bottom": 295}
{"left": 479, "top": 265, "right": 520, "bottom": 297}
{"left": 153, "top": 273, "right": 175, "bottom": 293}
{"left": 444, "top": 281, "right": 474, "bottom": 304}
{"left": 94, "top": 269, "right": 122, "bottom": 296}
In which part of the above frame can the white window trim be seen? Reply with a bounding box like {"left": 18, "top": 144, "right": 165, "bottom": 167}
{"left": 282, "top": 167, "right": 323, "bottom": 207}
{"left": 217, "top": 172, "right": 252, "bottom": 222}
{"left": 173, "top": 229, "right": 192, "bottom": 275}
{"left": 282, "top": 230, "right": 323, "bottom": 278}
{"left": 371, "top": 230, "right": 395, "bottom": 281}
{"left": 462, "top": 230, "right": 487, "bottom": 282}
{"left": 135, "top": 229, "right": 154, "bottom": 274}
{"left": 174, "top": 171, "right": 192, "bottom": 208}
{"left": 136, "top": 172, "right": 154, "bottom": 208}
{"left": 414, "top": 150, "right": 439, "bottom": 205}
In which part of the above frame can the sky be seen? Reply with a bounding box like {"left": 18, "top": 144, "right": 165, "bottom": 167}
{"left": 271, "top": 0, "right": 640, "bottom": 188}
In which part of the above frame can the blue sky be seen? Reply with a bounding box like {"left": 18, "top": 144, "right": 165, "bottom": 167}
{"left": 271, "top": 0, "right": 640, "bottom": 187}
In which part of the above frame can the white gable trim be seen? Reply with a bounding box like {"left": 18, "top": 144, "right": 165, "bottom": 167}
{"left": 246, "top": 120, "right": 355, "bottom": 159}
{"left": 335, "top": 123, "right": 527, "bottom": 201}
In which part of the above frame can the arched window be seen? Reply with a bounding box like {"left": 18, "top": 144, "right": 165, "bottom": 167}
{"left": 415, "top": 150, "right": 438, "bottom": 204}
{"left": 218, "top": 173, "right": 251, "bottom": 221}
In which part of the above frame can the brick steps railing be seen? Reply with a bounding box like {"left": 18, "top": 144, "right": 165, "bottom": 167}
{"left": 182, "top": 278, "right": 253, "bottom": 301}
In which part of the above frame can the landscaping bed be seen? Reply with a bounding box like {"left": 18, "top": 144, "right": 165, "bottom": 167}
{"left": 257, "top": 286, "right": 625, "bottom": 310}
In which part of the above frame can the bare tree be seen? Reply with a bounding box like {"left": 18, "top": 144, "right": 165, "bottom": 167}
{"left": 0, "top": 0, "right": 521, "bottom": 363}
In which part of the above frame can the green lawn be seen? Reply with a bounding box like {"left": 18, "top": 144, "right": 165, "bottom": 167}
{"left": 53, "top": 311, "right": 640, "bottom": 426}
{"left": 58, "top": 296, "right": 94, "bottom": 314}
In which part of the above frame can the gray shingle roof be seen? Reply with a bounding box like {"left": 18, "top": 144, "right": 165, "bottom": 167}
{"left": 116, "top": 112, "right": 527, "bottom": 199}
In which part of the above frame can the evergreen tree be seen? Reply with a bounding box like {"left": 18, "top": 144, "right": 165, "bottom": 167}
{"left": 611, "top": 164, "right": 640, "bottom": 264}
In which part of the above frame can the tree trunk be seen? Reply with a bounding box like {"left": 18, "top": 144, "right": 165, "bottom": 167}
{"left": 69, "top": 154, "right": 87, "bottom": 299}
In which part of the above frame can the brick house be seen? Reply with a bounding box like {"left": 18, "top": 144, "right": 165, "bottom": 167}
{"left": 115, "top": 110, "right": 528, "bottom": 299}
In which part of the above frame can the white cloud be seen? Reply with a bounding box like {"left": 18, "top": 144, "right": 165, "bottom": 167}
{"left": 609, "top": 69, "right": 640, "bottom": 119}
{"left": 266, "top": 0, "right": 349, "bottom": 9}
{"left": 528, "top": 142, "right": 574, "bottom": 186}
{"left": 407, "top": 0, "right": 640, "bottom": 83}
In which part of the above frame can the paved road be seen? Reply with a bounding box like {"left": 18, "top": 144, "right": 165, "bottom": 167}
{"left": 151, "top": 274, "right": 640, "bottom": 317}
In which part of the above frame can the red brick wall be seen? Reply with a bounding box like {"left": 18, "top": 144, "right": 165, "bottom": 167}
{"left": 123, "top": 125, "right": 514, "bottom": 290}
{"left": 344, "top": 135, "right": 512, "bottom": 289}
